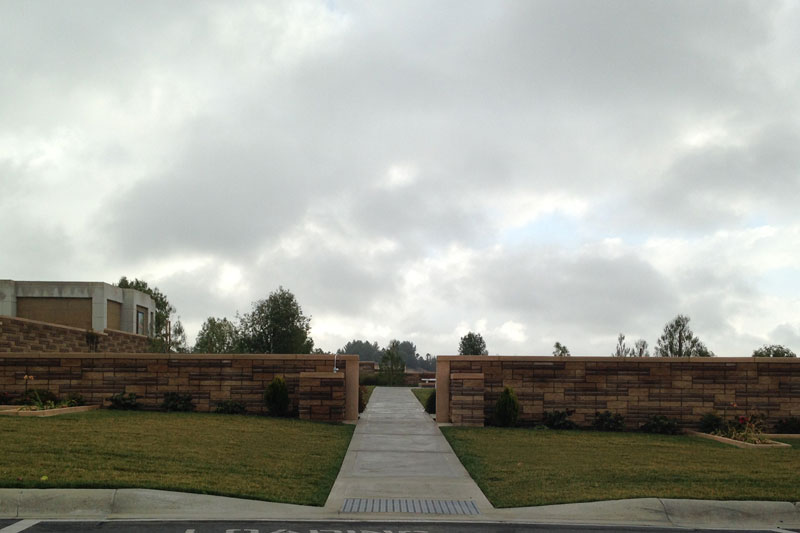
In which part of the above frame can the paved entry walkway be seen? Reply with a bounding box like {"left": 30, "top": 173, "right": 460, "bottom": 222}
{"left": 325, "top": 387, "right": 492, "bottom": 516}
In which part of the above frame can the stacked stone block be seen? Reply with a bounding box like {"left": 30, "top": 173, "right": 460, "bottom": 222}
{"left": 0, "top": 353, "right": 358, "bottom": 422}
{"left": 438, "top": 356, "right": 800, "bottom": 429}
{"left": 299, "top": 372, "right": 345, "bottom": 422}
{"left": 450, "top": 372, "right": 485, "bottom": 426}
{"left": 0, "top": 316, "right": 149, "bottom": 353}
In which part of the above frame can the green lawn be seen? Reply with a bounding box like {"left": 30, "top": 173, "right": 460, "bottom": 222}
{"left": 411, "top": 387, "right": 433, "bottom": 410}
{"left": 441, "top": 427, "right": 800, "bottom": 508}
{"left": 0, "top": 410, "right": 354, "bottom": 506}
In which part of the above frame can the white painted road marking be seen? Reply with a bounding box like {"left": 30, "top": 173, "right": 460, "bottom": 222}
{"left": 0, "top": 520, "right": 40, "bottom": 533}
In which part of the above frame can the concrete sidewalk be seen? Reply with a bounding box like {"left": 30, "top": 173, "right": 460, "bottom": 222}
{"left": 323, "top": 386, "right": 492, "bottom": 515}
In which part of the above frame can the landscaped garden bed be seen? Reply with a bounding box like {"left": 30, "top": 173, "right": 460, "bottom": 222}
{"left": 0, "top": 409, "right": 354, "bottom": 505}
{"left": 441, "top": 427, "right": 800, "bottom": 507}
{"left": 0, "top": 404, "right": 99, "bottom": 417}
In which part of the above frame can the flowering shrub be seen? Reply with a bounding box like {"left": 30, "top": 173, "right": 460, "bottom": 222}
{"left": 703, "top": 404, "right": 769, "bottom": 444}
{"left": 713, "top": 414, "right": 768, "bottom": 444}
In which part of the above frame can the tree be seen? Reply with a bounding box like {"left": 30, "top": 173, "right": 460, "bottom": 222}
{"left": 237, "top": 286, "right": 313, "bottom": 354}
{"left": 170, "top": 318, "right": 189, "bottom": 353}
{"left": 117, "top": 277, "right": 173, "bottom": 336}
{"left": 380, "top": 339, "right": 406, "bottom": 386}
{"left": 337, "top": 340, "right": 384, "bottom": 362}
{"left": 752, "top": 344, "right": 796, "bottom": 358}
{"left": 612, "top": 333, "right": 631, "bottom": 358}
{"left": 417, "top": 353, "right": 436, "bottom": 371}
{"left": 194, "top": 317, "right": 239, "bottom": 353}
{"left": 117, "top": 276, "right": 182, "bottom": 352}
{"left": 396, "top": 340, "right": 420, "bottom": 368}
{"left": 552, "top": 342, "right": 570, "bottom": 357}
{"left": 632, "top": 339, "right": 650, "bottom": 358}
{"left": 654, "top": 314, "right": 714, "bottom": 357}
{"left": 613, "top": 334, "right": 650, "bottom": 357}
{"left": 459, "top": 332, "right": 488, "bottom": 355}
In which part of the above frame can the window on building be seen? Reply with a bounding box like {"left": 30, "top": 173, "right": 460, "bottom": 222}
{"left": 137, "top": 310, "right": 145, "bottom": 335}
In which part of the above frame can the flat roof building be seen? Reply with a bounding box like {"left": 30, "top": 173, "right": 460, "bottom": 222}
{"left": 0, "top": 280, "right": 156, "bottom": 336}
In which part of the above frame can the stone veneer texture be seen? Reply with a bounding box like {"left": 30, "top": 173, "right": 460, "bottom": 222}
{"left": 0, "top": 353, "right": 358, "bottom": 422}
{"left": 437, "top": 356, "right": 800, "bottom": 428}
{"left": 0, "top": 316, "right": 150, "bottom": 353}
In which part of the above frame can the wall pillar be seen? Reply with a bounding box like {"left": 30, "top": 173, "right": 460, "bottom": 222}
{"left": 436, "top": 357, "right": 450, "bottom": 423}
{"left": 344, "top": 357, "right": 359, "bottom": 422}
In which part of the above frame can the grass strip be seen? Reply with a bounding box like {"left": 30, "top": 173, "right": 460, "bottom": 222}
{"left": 361, "top": 385, "right": 375, "bottom": 407}
{"left": 0, "top": 410, "right": 354, "bottom": 506}
{"left": 411, "top": 388, "right": 433, "bottom": 410}
{"left": 441, "top": 427, "right": 800, "bottom": 508}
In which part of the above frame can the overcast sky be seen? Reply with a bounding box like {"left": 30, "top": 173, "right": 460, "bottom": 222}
{"left": 2, "top": 1, "right": 799, "bottom": 357}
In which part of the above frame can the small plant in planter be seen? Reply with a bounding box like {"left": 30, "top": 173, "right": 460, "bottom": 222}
{"left": 15, "top": 389, "right": 59, "bottom": 406}
{"left": 593, "top": 410, "right": 625, "bottom": 431}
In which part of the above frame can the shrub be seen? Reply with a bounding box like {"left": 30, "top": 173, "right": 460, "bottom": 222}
{"left": 109, "top": 392, "right": 139, "bottom": 410}
{"left": 161, "top": 392, "right": 195, "bottom": 412}
{"left": 699, "top": 412, "right": 724, "bottom": 434}
{"left": 775, "top": 417, "right": 800, "bottom": 434}
{"left": 425, "top": 389, "right": 436, "bottom": 414}
{"left": 640, "top": 415, "right": 680, "bottom": 435}
{"left": 15, "top": 389, "right": 58, "bottom": 406}
{"left": 593, "top": 410, "right": 625, "bottom": 431}
{"left": 494, "top": 386, "right": 520, "bottom": 427}
{"left": 65, "top": 392, "right": 85, "bottom": 407}
{"left": 0, "top": 391, "right": 14, "bottom": 404}
{"left": 264, "top": 376, "right": 290, "bottom": 417}
{"left": 542, "top": 409, "right": 577, "bottom": 429}
{"left": 358, "top": 386, "right": 368, "bottom": 413}
{"left": 215, "top": 400, "right": 246, "bottom": 415}
{"left": 360, "top": 374, "right": 384, "bottom": 386}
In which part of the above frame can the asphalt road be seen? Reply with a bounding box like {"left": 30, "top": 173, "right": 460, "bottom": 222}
{"left": 0, "top": 521, "right": 790, "bottom": 533}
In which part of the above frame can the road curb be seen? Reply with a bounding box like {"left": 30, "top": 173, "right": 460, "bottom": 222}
{"left": 3, "top": 488, "right": 800, "bottom": 528}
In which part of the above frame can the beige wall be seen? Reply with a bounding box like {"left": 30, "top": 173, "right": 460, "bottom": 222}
{"left": 16, "top": 297, "right": 92, "bottom": 330}
{"left": 106, "top": 300, "right": 122, "bottom": 331}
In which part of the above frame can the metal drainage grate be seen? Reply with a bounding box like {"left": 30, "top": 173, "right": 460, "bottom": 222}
{"left": 341, "top": 498, "right": 480, "bottom": 515}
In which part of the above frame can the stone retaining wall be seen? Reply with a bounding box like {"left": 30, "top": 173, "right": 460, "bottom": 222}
{"left": 0, "top": 316, "right": 150, "bottom": 353}
{"left": 299, "top": 372, "right": 346, "bottom": 422}
{"left": 436, "top": 356, "right": 800, "bottom": 429}
{"left": 0, "top": 352, "right": 359, "bottom": 422}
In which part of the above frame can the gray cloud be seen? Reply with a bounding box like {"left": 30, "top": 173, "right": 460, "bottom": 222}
{"left": 2, "top": 1, "right": 799, "bottom": 358}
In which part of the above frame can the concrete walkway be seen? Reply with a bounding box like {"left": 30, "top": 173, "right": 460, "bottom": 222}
{"left": 324, "top": 386, "right": 492, "bottom": 515}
